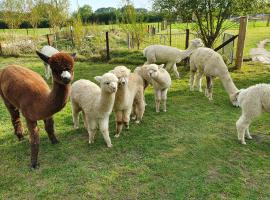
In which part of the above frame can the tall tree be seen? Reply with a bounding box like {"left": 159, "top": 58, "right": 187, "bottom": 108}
{"left": 2, "top": 0, "right": 25, "bottom": 29}
{"left": 153, "top": 0, "right": 266, "bottom": 47}
{"left": 73, "top": 5, "right": 93, "bottom": 23}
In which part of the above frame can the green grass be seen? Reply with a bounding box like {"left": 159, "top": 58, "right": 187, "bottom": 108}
{"left": 1, "top": 48, "right": 270, "bottom": 199}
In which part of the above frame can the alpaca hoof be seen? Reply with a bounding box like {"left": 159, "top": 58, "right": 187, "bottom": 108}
{"left": 131, "top": 116, "right": 136, "bottom": 120}
{"left": 163, "top": 110, "right": 167, "bottom": 112}
{"left": 156, "top": 110, "right": 160, "bottom": 113}
{"left": 30, "top": 162, "right": 40, "bottom": 170}
{"left": 241, "top": 141, "right": 246, "bottom": 145}
{"left": 208, "top": 98, "right": 213, "bottom": 101}
{"left": 51, "top": 139, "right": 59, "bottom": 144}
{"left": 74, "top": 126, "right": 79, "bottom": 130}
{"left": 190, "top": 88, "right": 194, "bottom": 91}
{"left": 18, "top": 135, "right": 25, "bottom": 141}
{"left": 107, "top": 144, "right": 113, "bottom": 148}
{"left": 135, "top": 120, "right": 140, "bottom": 124}
{"left": 115, "top": 134, "right": 120, "bottom": 138}
{"left": 246, "top": 136, "right": 253, "bottom": 140}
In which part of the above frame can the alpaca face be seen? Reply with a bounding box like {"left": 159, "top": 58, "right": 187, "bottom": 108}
{"left": 95, "top": 73, "right": 118, "bottom": 93}
{"left": 146, "top": 64, "right": 159, "bottom": 78}
{"left": 191, "top": 38, "right": 204, "bottom": 48}
{"left": 36, "top": 51, "right": 75, "bottom": 85}
{"left": 49, "top": 53, "right": 75, "bottom": 85}
{"left": 110, "top": 66, "right": 130, "bottom": 87}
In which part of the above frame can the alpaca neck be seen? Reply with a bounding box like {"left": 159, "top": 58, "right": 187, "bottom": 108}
{"left": 220, "top": 73, "right": 238, "bottom": 96}
{"left": 98, "top": 90, "right": 115, "bottom": 114}
{"left": 44, "top": 81, "right": 70, "bottom": 117}
{"left": 152, "top": 73, "right": 163, "bottom": 85}
{"left": 178, "top": 45, "right": 197, "bottom": 60}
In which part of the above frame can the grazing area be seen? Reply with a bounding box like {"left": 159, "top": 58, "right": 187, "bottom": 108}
{"left": 0, "top": 51, "right": 270, "bottom": 199}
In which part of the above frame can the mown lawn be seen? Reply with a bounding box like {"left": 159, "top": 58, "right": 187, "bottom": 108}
{"left": 0, "top": 49, "right": 270, "bottom": 199}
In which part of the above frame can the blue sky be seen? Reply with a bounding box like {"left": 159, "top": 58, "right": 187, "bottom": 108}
{"left": 70, "top": 0, "right": 153, "bottom": 12}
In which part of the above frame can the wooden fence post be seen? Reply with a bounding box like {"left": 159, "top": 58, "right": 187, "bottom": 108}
{"left": 235, "top": 16, "right": 248, "bottom": 69}
{"left": 185, "top": 29, "right": 190, "bottom": 49}
{"left": 0, "top": 43, "right": 2, "bottom": 55}
{"left": 157, "top": 22, "right": 159, "bottom": 32}
{"left": 106, "top": 31, "right": 110, "bottom": 61}
{"left": 46, "top": 34, "right": 51, "bottom": 46}
{"left": 169, "top": 22, "right": 172, "bottom": 46}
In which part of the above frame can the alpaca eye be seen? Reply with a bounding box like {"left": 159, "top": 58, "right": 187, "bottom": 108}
{"left": 106, "top": 82, "right": 110, "bottom": 85}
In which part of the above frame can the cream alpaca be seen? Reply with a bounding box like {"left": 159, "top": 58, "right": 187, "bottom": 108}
{"left": 143, "top": 38, "right": 204, "bottom": 78}
{"left": 71, "top": 73, "right": 118, "bottom": 147}
{"left": 110, "top": 66, "right": 145, "bottom": 137}
{"left": 233, "top": 84, "right": 270, "bottom": 144}
{"left": 143, "top": 64, "right": 172, "bottom": 112}
{"left": 189, "top": 47, "right": 239, "bottom": 105}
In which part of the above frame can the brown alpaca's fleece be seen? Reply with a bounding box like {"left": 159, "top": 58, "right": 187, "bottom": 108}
{"left": 0, "top": 52, "right": 74, "bottom": 169}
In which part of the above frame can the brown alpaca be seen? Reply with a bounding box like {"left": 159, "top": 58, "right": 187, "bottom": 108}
{"left": 0, "top": 51, "right": 75, "bottom": 169}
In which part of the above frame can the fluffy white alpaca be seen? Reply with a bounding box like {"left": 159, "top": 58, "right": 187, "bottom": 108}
{"left": 189, "top": 47, "right": 239, "bottom": 105}
{"left": 110, "top": 66, "right": 145, "bottom": 137}
{"left": 70, "top": 73, "right": 118, "bottom": 147}
{"left": 233, "top": 84, "right": 270, "bottom": 144}
{"left": 39, "top": 45, "right": 59, "bottom": 80}
{"left": 143, "top": 38, "right": 204, "bottom": 78}
{"left": 143, "top": 64, "right": 172, "bottom": 112}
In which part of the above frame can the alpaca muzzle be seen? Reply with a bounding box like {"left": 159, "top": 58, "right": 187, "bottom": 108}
{"left": 61, "top": 71, "right": 71, "bottom": 84}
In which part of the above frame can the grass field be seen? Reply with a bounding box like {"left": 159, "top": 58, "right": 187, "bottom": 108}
{"left": 1, "top": 48, "right": 270, "bottom": 199}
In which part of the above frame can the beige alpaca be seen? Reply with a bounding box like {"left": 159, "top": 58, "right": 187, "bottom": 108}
{"left": 143, "top": 64, "right": 172, "bottom": 112}
{"left": 233, "top": 84, "right": 270, "bottom": 144}
{"left": 189, "top": 47, "right": 239, "bottom": 105}
{"left": 71, "top": 73, "right": 118, "bottom": 147}
{"left": 110, "top": 66, "right": 145, "bottom": 137}
{"left": 143, "top": 38, "right": 204, "bottom": 78}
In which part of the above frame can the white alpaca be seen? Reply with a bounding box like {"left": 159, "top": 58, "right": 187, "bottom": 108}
{"left": 143, "top": 38, "right": 204, "bottom": 78}
{"left": 189, "top": 47, "right": 239, "bottom": 105}
{"left": 70, "top": 73, "right": 118, "bottom": 147}
{"left": 39, "top": 45, "right": 59, "bottom": 80}
{"left": 143, "top": 64, "right": 172, "bottom": 112}
{"left": 110, "top": 66, "right": 145, "bottom": 137}
{"left": 233, "top": 84, "right": 270, "bottom": 144}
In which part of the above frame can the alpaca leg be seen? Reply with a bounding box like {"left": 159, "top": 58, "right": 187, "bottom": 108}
{"left": 26, "top": 119, "right": 40, "bottom": 169}
{"left": 3, "top": 99, "right": 24, "bottom": 140}
{"left": 71, "top": 101, "right": 80, "bottom": 129}
{"left": 44, "top": 117, "right": 59, "bottom": 144}
{"left": 206, "top": 76, "right": 213, "bottom": 101}
{"left": 161, "top": 89, "right": 168, "bottom": 112}
{"left": 87, "top": 120, "right": 97, "bottom": 144}
{"left": 245, "top": 126, "right": 253, "bottom": 140}
{"left": 115, "top": 111, "right": 123, "bottom": 138}
{"left": 123, "top": 108, "right": 132, "bottom": 129}
{"left": 173, "top": 63, "right": 180, "bottom": 79}
{"left": 236, "top": 115, "right": 251, "bottom": 145}
{"left": 189, "top": 71, "right": 196, "bottom": 91}
{"left": 155, "top": 90, "right": 162, "bottom": 112}
{"left": 196, "top": 73, "right": 203, "bottom": 92}
{"left": 99, "top": 117, "right": 112, "bottom": 148}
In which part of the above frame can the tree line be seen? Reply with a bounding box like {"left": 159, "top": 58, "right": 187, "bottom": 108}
{"left": 0, "top": 0, "right": 164, "bottom": 30}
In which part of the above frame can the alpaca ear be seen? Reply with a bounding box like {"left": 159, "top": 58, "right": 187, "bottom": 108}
{"left": 70, "top": 53, "right": 77, "bottom": 60}
{"left": 95, "top": 76, "right": 102, "bottom": 83}
{"left": 158, "top": 64, "right": 165, "bottom": 69}
{"left": 36, "top": 50, "right": 50, "bottom": 64}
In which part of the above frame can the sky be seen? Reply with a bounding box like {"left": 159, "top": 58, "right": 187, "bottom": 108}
{"left": 70, "top": 0, "right": 153, "bottom": 12}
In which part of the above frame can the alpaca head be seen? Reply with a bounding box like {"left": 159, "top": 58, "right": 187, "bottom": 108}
{"left": 110, "top": 66, "right": 131, "bottom": 87}
{"left": 36, "top": 51, "right": 76, "bottom": 85}
{"left": 145, "top": 64, "right": 164, "bottom": 79}
{"left": 95, "top": 73, "right": 118, "bottom": 93}
{"left": 230, "top": 89, "right": 244, "bottom": 107}
{"left": 189, "top": 38, "right": 204, "bottom": 49}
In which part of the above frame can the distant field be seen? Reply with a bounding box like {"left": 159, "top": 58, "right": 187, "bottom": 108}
{"left": 0, "top": 21, "right": 269, "bottom": 57}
